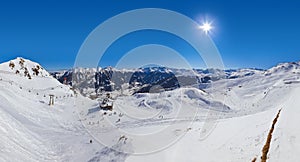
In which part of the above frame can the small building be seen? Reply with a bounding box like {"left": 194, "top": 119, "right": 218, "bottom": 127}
{"left": 100, "top": 98, "right": 113, "bottom": 111}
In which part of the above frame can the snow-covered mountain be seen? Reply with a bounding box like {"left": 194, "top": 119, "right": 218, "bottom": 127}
{"left": 51, "top": 66, "right": 200, "bottom": 97}
{"left": 50, "top": 66, "right": 265, "bottom": 98}
{"left": 264, "top": 61, "right": 300, "bottom": 76}
{"left": 0, "top": 57, "right": 50, "bottom": 79}
{"left": 1, "top": 58, "right": 300, "bottom": 161}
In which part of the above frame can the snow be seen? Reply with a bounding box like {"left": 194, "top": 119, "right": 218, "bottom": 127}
{"left": 0, "top": 59, "right": 102, "bottom": 161}
{"left": 0, "top": 57, "right": 51, "bottom": 78}
{"left": 126, "top": 109, "right": 279, "bottom": 162}
{"left": 0, "top": 58, "right": 300, "bottom": 161}
{"left": 268, "top": 86, "right": 300, "bottom": 161}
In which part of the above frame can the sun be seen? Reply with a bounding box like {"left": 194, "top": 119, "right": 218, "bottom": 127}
{"left": 199, "top": 22, "right": 213, "bottom": 34}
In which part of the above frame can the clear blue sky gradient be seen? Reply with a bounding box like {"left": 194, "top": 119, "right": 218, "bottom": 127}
{"left": 0, "top": 0, "right": 300, "bottom": 70}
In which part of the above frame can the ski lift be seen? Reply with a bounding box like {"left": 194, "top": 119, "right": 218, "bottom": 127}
{"left": 49, "top": 94, "right": 54, "bottom": 106}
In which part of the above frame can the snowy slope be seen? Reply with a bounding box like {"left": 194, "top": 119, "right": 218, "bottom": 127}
{"left": 268, "top": 86, "right": 300, "bottom": 161}
{"left": 126, "top": 68, "right": 300, "bottom": 161}
{"left": 264, "top": 61, "right": 300, "bottom": 76}
{"left": 0, "top": 60, "right": 101, "bottom": 161}
{"left": 126, "top": 108, "right": 281, "bottom": 162}
{"left": 1, "top": 58, "right": 300, "bottom": 162}
{"left": 0, "top": 57, "right": 51, "bottom": 79}
{"left": 0, "top": 59, "right": 136, "bottom": 162}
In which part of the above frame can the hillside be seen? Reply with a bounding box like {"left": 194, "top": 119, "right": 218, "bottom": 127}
{"left": 0, "top": 57, "right": 50, "bottom": 79}
{"left": 0, "top": 58, "right": 300, "bottom": 161}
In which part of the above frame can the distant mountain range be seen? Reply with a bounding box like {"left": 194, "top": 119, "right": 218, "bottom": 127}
{"left": 50, "top": 65, "right": 266, "bottom": 97}
{"left": 2, "top": 57, "right": 299, "bottom": 98}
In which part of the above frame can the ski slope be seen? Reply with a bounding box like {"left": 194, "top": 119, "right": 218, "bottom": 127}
{"left": 0, "top": 58, "right": 300, "bottom": 161}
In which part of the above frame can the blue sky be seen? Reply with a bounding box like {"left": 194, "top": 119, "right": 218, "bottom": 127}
{"left": 0, "top": 0, "right": 300, "bottom": 70}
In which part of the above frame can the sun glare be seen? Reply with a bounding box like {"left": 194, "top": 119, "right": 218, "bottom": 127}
{"left": 199, "top": 22, "right": 213, "bottom": 34}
